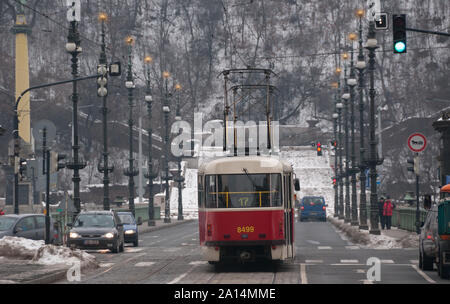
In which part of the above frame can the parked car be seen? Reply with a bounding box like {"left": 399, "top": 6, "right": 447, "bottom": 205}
{"left": 67, "top": 211, "right": 124, "bottom": 253}
{"left": 117, "top": 211, "right": 141, "bottom": 247}
{"left": 298, "top": 196, "right": 327, "bottom": 222}
{"left": 419, "top": 202, "right": 450, "bottom": 279}
{"left": 0, "top": 214, "right": 58, "bottom": 243}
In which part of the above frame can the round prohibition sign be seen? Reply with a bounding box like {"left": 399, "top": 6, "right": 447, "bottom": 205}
{"left": 407, "top": 133, "right": 427, "bottom": 153}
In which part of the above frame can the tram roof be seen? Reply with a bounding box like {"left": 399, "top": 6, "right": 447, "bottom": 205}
{"left": 199, "top": 156, "right": 293, "bottom": 175}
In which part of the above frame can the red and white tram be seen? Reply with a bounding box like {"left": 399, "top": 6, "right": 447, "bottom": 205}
{"left": 198, "top": 156, "right": 299, "bottom": 263}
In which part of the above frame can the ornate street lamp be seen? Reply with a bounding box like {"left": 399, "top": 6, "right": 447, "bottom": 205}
{"left": 336, "top": 100, "right": 344, "bottom": 219}
{"left": 342, "top": 85, "right": 351, "bottom": 223}
{"left": 144, "top": 55, "right": 157, "bottom": 226}
{"left": 356, "top": 8, "right": 369, "bottom": 230}
{"left": 163, "top": 71, "right": 172, "bottom": 223}
{"left": 174, "top": 83, "right": 184, "bottom": 221}
{"left": 348, "top": 33, "right": 359, "bottom": 226}
{"left": 97, "top": 12, "right": 114, "bottom": 211}
{"left": 365, "top": 21, "right": 382, "bottom": 235}
{"left": 65, "top": 8, "right": 86, "bottom": 219}
{"left": 124, "top": 36, "right": 138, "bottom": 217}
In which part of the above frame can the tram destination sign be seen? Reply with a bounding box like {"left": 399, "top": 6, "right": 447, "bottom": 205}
{"left": 407, "top": 133, "right": 427, "bottom": 153}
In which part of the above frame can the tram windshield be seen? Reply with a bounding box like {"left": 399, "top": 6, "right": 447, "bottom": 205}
{"left": 205, "top": 173, "right": 282, "bottom": 208}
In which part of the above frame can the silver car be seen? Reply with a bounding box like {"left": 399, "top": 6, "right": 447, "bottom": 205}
{"left": 0, "top": 214, "right": 58, "bottom": 243}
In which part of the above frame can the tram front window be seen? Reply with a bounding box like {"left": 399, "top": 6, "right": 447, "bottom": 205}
{"left": 206, "top": 173, "right": 281, "bottom": 208}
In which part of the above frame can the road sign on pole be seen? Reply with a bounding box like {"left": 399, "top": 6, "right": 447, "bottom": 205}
{"left": 407, "top": 133, "right": 427, "bottom": 153}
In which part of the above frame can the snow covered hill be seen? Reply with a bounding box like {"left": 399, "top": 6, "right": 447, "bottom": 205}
{"left": 280, "top": 146, "right": 335, "bottom": 214}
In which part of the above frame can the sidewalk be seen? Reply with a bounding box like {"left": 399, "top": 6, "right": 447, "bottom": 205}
{"left": 138, "top": 218, "right": 196, "bottom": 234}
{"left": 328, "top": 216, "right": 419, "bottom": 249}
{"left": 0, "top": 218, "right": 195, "bottom": 284}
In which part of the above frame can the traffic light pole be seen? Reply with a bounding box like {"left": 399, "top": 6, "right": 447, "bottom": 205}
{"left": 405, "top": 27, "right": 450, "bottom": 37}
{"left": 12, "top": 74, "right": 102, "bottom": 215}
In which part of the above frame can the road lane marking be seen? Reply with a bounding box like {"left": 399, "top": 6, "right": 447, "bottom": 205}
{"left": 306, "top": 240, "right": 320, "bottom": 245}
{"left": 360, "top": 279, "right": 375, "bottom": 284}
{"left": 125, "top": 248, "right": 143, "bottom": 253}
{"left": 135, "top": 262, "right": 155, "bottom": 267}
{"left": 411, "top": 265, "right": 436, "bottom": 284}
{"left": 189, "top": 261, "right": 208, "bottom": 265}
{"left": 410, "top": 260, "right": 419, "bottom": 264}
{"left": 168, "top": 263, "right": 200, "bottom": 284}
{"left": 331, "top": 264, "right": 364, "bottom": 266}
{"left": 305, "top": 260, "right": 323, "bottom": 264}
{"left": 99, "top": 263, "right": 115, "bottom": 268}
{"left": 345, "top": 246, "right": 360, "bottom": 250}
{"left": 340, "top": 260, "right": 359, "bottom": 263}
{"left": 317, "top": 246, "right": 332, "bottom": 250}
{"left": 380, "top": 260, "right": 394, "bottom": 264}
{"left": 300, "top": 263, "right": 308, "bottom": 284}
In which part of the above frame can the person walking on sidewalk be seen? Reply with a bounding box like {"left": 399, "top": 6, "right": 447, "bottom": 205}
{"left": 378, "top": 196, "right": 386, "bottom": 229}
{"left": 383, "top": 196, "right": 394, "bottom": 230}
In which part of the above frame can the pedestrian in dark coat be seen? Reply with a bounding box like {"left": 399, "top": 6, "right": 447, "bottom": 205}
{"left": 383, "top": 196, "right": 394, "bottom": 230}
{"left": 378, "top": 197, "right": 385, "bottom": 229}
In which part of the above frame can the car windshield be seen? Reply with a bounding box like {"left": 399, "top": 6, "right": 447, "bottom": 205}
{"left": 205, "top": 173, "right": 281, "bottom": 208}
{"left": 74, "top": 214, "right": 115, "bottom": 228}
{"left": 303, "top": 197, "right": 325, "bottom": 205}
{"left": 118, "top": 214, "right": 135, "bottom": 225}
{"left": 0, "top": 217, "right": 16, "bottom": 231}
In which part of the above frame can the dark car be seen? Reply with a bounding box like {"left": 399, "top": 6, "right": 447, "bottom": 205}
{"left": 419, "top": 203, "right": 450, "bottom": 279}
{"left": 67, "top": 211, "right": 124, "bottom": 253}
{"left": 117, "top": 212, "right": 141, "bottom": 247}
{"left": 0, "top": 214, "right": 58, "bottom": 243}
{"left": 299, "top": 196, "right": 327, "bottom": 222}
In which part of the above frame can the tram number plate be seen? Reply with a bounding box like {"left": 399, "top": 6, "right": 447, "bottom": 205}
{"left": 237, "top": 226, "right": 255, "bottom": 233}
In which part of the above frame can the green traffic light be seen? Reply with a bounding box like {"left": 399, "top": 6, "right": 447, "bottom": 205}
{"left": 394, "top": 41, "right": 406, "bottom": 53}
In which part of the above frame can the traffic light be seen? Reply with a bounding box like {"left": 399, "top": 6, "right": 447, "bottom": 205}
{"left": 332, "top": 178, "right": 337, "bottom": 185}
{"left": 374, "top": 13, "right": 388, "bottom": 30}
{"left": 392, "top": 14, "right": 407, "bottom": 53}
{"left": 19, "top": 158, "right": 27, "bottom": 180}
{"left": 97, "top": 64, "right": 108, "bottom": 97}
{"left": 407, "top": 156, "right": 419, "bottom": 175}
{"left": 51, "top": 152, "right": 67, "bottom": 173}
{"left": 317, "top": 142, "right": 322, "bottom": 156}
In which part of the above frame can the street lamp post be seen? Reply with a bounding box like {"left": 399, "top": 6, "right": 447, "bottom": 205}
{"left": 333, "top": 109, "right": 339, "bottom": 218}
{"left": 365, "top": 21, "right": 381, "bottom": 235}
{"left": 97, "top": 13, "right": 114, "bottom": 211}
{"left": 356, "top": 9, "right": 369, "bottom": 230}
{"left": 348, "top": 33, "right": 359, "bottom": 226}
{"left": 336, "top": 99, "right": 344, "bottom": 219}
{"left": 163, "top": 71, "right": 171, "bottom": 224}
{"left": 342, "top": 61, "right": 351, "bottom": 223}
{"left": 144, "top": 56, "right": 156, "bottom": 226}
{"left": 174, "top": 84, "right": 184, "bottom": 221}
{"left": 124, "top": 36, "right": 138, "bottom": 217}
{"left": 65, "top": 16, "right": 86, "bottom": 218}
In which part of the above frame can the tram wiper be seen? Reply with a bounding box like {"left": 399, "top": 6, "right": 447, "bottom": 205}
{"left": 242, "top": 168, "right": 257, "bottom": 190}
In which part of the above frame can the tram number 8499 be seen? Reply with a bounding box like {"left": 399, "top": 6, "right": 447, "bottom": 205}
{"left": 236, "top": 226, "right": 255, "bottom": 233}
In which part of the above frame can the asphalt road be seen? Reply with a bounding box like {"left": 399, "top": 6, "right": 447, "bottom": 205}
{"left": 55, "top": 219, "right": 450, "bottom": 284}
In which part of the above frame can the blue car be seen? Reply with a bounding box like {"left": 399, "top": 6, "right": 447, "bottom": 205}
{"left": 298, "top": 196, "right": 327, "bottom": 222}
{"left": 117, "top": 212, "right": 142, "bottom": 247}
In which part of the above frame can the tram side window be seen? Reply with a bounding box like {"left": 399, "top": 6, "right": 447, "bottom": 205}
{"left": 198, "top": 175, "right": 204, "bottom": 208}
{"left": 205, "top": 175, "right": 217, "bottom": 208}
{"left": 271, "top": 174, "right": 282, "bottom": 207}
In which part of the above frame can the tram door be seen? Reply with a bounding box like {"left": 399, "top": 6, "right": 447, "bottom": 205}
{"left": 283, "top": 174, "right": 294, "bottom": 259}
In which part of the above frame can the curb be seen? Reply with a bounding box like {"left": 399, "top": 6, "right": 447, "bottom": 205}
{"left": 24, "top": 268, "right": 69, "bottom": 284}
{"left": 327, "top": 216, "right": 371, "bottom": 245}
{"left": 139, "top": 219, "right": 196, "bottom": 234}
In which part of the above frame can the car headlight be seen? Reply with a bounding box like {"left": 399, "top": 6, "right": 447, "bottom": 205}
{"left": 125, "top": 230, "right": 136, "bottom": 235}
{"left": 103, "top": 232, "right": 115, "bottom": 239}
{"left": 69, "top": 232, "right": 80, "bottom": 239}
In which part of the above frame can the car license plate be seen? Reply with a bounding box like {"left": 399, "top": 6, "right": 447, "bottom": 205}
{"left": 84, "top": 240, "right": 99, "bottom": 245}
{"left": 310, "top": 212, "right": 317, "bottom": 215}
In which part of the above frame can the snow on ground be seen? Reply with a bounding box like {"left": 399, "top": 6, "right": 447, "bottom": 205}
{"left": 0, "top": 236, "right": 98, "bottom": 268}
{"left": 165, "top": 145, "right": 334, "bottom": 219}
{"left": 281, "top": 146, "right": 334, "bottom": 213}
